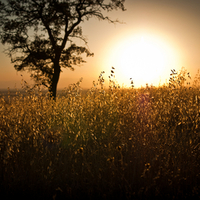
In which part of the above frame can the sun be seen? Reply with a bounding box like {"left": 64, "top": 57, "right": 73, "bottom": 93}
{"left": 104, "top": 34, "right": 179, "bottom": 88}
{"left": 120, "top": 36, "right": 165, "bottom": 83}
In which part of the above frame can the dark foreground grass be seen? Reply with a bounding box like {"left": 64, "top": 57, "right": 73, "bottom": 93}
{"left": 0, "top": 69, "right": 200, "bottom": 200}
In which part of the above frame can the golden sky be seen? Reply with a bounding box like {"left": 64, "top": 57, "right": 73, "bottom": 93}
{"left": 0, "top": 0, "right": 200, "bottom": 89}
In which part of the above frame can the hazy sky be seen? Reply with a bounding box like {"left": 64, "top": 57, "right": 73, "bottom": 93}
{"left": 0, "top": 0, "right": 200, "bottom": 89}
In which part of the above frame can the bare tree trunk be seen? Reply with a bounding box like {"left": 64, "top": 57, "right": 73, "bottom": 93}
{"left": 49, "top": 61, "right": 61, "bottom": 100}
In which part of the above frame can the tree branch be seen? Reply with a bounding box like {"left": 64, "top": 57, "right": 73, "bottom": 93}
{"left": 60, "top": 3, "right": 83, "bottom": 51}
{"left": 38, "top": 7, "right": 57, "bottom": 50}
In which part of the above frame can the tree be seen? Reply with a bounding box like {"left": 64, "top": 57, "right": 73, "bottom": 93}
{"left": 0, "top": 0, "right": 126, "bottom": 99}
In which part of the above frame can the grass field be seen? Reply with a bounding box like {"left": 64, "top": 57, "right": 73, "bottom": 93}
{"left": 0, "top": 68, "right": 200, "bottom": 200}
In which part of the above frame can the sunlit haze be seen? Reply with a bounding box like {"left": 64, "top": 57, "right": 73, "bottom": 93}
{"left": 0, "top": 0, "right": 200, "bottom": 89}
{"left": 104, "top": 33, "right": 179, "bottom": 87}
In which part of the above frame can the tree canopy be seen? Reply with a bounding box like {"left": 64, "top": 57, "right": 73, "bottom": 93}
{"left": 0, "top": 0, "right": 126, "bottom": 99}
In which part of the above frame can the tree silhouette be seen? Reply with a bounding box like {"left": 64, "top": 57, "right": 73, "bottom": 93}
{"left": 0, "top": 0, "right": 126, "bottom": 99}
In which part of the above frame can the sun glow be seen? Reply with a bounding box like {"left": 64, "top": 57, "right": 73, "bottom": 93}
{"left": 104, "top": 34, "right": 179, "bottom": 88}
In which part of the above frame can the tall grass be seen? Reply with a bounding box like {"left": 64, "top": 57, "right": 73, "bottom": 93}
{"left": 0, "top": 68, "right": 200, "bottom": 200}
